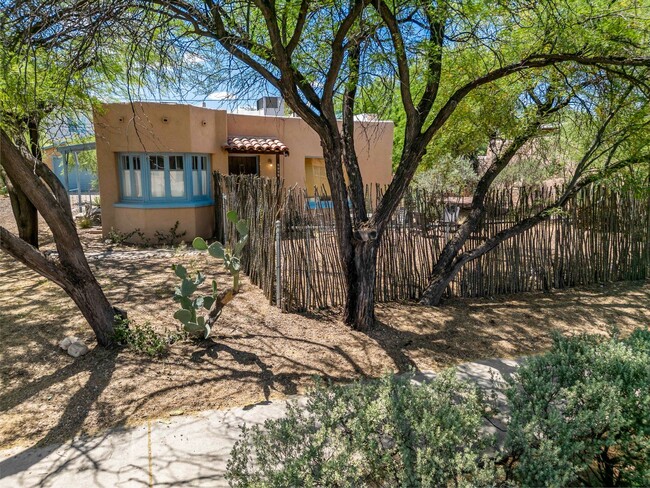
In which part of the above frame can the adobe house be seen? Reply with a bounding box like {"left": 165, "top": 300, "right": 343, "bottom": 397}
{"left": 93, "top": 99, "right": 394, "bottom": 240}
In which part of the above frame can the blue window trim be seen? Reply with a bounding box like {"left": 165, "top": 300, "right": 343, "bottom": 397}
{"left": 114, "top": 201, "right": 214, "bottom": 209}
{"left": 117, "top": 152, "right": 212, "bottom": 206}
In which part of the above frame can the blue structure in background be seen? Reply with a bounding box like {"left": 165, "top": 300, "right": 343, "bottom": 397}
{"left": 52, "top": 154, "right": 97, "bottom": 193}
{"left": 47, "top": 142, "right": 97, "bottom": 191}
{"left": 46, "top": 141, "right": 98, "bottom": 210}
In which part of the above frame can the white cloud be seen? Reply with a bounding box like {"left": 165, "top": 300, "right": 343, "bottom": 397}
{"left": 183, "top": 53, "right": 205, "bottom": 64}
{"left": 206, "top": 91, "right": 236, "bottom": 101}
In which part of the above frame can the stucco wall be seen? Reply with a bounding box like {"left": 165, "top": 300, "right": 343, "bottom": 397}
{"left": 226, "top": 114, "right": 394, "bottom": 188}
{"left": 94, "top": 103, "right": 225, "bottom": 239}
{"left": 94, "top": 102, "right": 394, "bottom": 240}
{"left": 111, "top": 205, "right": 214, "bottom": 243}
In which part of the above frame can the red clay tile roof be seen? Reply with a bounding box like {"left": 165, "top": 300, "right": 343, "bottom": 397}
{"left": 224, "top": 136, "right": 289, "bottom": 155}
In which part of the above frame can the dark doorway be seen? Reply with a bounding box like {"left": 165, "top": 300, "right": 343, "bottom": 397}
{"left": 228, "top": 155, "right": 259, "bottom": 175}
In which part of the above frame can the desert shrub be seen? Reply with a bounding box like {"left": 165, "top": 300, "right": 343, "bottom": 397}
{"left": 227, "top": 371, "right": 498, "bottom": 487}
{"left": 77, "top": 216, "right": 93, "bottom": 229}
{"left": 155, "top": 220, "right": 187, "bottom": 246}
{"left": 505, "top": 329, "right": 650, "bottom": 487}
{"left": 107, "top": 227, "right": 149, "bottom": 246}
{"left": 112, "top": 316, "right": 184, "bottom": 357}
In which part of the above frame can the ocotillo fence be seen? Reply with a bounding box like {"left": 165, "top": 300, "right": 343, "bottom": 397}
{"left": 214, "top": 173, "right": 650, "bottom": 312}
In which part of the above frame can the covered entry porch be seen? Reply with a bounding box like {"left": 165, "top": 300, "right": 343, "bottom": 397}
{"left": 223, "top": 136, "right": 289, "bottom": 179}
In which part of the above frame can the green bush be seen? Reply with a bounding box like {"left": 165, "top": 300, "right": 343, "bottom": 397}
{"left": 226, "top": 371, "right": 498, "bottom": 487}
{"left": 107, "top": 227, "right": 149, "bottom": 246}
{"left": 112, "top": 317, "right": 184, "bottom": 357}
{"left": 77, "top": 216, "right": 94, "bottom": 229}
{"left": 505, "top": 329, "right": 650, "bottom": 487}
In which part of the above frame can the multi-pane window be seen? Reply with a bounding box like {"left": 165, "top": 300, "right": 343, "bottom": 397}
{"left": 169, "top": 155, "right": 185, "bottom": 198}
{"left": 192, "top": 155, "right": 209, "bottom": 197}
{"left": 120, "top": 155, "right": 142, "bottom": 198}
{"left": 118, "top": 153, "right": 210, "bottom": 203}
{"left": 149, "top": 155, "right": 165, "bottom": 198}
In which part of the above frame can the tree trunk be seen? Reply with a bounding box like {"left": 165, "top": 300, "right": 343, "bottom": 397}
{"left": 343, "top": 239, "right": 379, "bottom": 331}
{"left": 6, "top": 182, "right": 39, "bottom": 247}
{"left": 0, "top": 127, "right": 120, "bottom": 346}
{"left": 420, "top": 129, "right": 543, "bottom": 306}
{"left": 320, "top": 135, "right": 380, "bottom": 331}
{"left": 420, "top": 266, "right": 458, "bottom": 306}
{"left": 5, "top": 116, "right": 43, "bottom": 248}
{"left": 66, "top": 268, "right": 121, "bottom": 346}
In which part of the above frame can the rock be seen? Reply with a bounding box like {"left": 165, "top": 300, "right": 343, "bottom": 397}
{"left": 59, "top": 336, "right": 79, "bottom": 350}
{"left": 67, "top": 341, "right": 90, "bottom": 358}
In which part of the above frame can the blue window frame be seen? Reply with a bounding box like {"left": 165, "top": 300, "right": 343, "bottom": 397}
{"left": 117, "top": 153, "right": 211, "bottom": 207}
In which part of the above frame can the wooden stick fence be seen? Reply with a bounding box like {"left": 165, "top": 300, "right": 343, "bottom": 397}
{"left": 214, "top": 173, "right": 650, "bottom": 312}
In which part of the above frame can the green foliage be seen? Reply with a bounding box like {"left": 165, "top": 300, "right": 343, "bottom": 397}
{"left": 155, "top": 220, "right": 187, "bottom": 246}
{"left": 193, "top": 210, "right": 249, "bottom": 294}
{"left": 505, "top": 330, "right": 650, "bottom": 487}
{"left": 225, "top": 329, "right": 650, "bottom": 486}
{"left": 171, "top": 263, "right": 216, "bottom": 339}
{"left": 112, "top": 316, "right": 183, "bottom": 357}
{"left": 411, "top": 155, "right": 479, "bottom": 196}
{"left": 76, "top": 216, "right": 93, "bottom": 229}
{"left": 226, "top": 371, "right": 498, "bottom": 487}
{"left": 107, "top": 227, "right": 149, "bottom": 246}
{"left": 171, "top": 210, "right": 249, "bottom": 339}
{"left": 0, "top": 171, "right": 7, "bottom": 196}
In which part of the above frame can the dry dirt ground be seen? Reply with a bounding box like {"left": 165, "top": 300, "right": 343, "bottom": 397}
{"left": 1, "top": 195, "right": 649, "bottom": 450}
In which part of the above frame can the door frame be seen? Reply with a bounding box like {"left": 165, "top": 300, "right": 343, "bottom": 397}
{"left": 228, "top": 154, "right": 259, "bottom": 176}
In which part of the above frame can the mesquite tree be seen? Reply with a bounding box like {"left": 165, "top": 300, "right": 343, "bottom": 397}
{"left": 419, "top": 77, "right": 650, "bottom": 304}
{"left": 16, "top": 0, "right": 650, "bottom": 330}
{"left": 0, "top": 129, "right": 124, "bottom": 345}
{"left": 0, "top": 9, "right": 128, "bottom": 345}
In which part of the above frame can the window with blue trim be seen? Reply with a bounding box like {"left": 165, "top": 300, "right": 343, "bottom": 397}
{"left": 118, "top": 153, "right": 211, "bottom": 205}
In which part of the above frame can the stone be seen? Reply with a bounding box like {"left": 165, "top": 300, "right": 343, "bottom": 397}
{"left": 67, "top": 341, "right": 90, "bottom": 358}
{"left": 59, "top": 336, "right": 79, "bottom": 350}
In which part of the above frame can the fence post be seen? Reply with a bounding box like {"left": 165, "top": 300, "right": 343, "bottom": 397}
{"left": 275, "top": 219, "right": 282, "bottom": 309}
{"left": 73, "top": 150, "right": 82, "bottom": 212}
{"left": 305, "top": 224, "right": 311, "bottom": 308}
{"left": 222, "top": 194, "right": 228, "bottom": 243}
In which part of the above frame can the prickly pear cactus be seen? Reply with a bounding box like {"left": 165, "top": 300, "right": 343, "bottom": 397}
{"left": 171, "top": 263, "right": 218, "bottom": 339}
{"left": 192, "top": 210, "right": 249, "bottom": 293}
{"left": 171, "top": 211, "right": 249, "bottom": 339}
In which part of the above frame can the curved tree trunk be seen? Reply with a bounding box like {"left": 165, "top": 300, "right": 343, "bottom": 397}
{"left": 420, "top": 264, "right": 460, "bottom": 306}
{"left": 419, "top": 160, "right": 631, "bottom": 306}
{"left": 0, "top": 127, "right": 121, "bottom": 346}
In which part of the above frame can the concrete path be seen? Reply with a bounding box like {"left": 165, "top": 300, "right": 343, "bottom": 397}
{"left": 0, "top": 358, "right": 520, "bottom": 488}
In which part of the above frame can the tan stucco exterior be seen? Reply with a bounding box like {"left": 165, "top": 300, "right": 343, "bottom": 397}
{"left": 93, "top": 102, "right": 394, "bottom": 240}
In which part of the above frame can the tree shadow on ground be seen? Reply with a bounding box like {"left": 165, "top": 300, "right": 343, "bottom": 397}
{"left": 0, "top": 348, "right": 121, "bottom": 479}
{"left": 368, "top": 281, "right": 650, "bottom": 375}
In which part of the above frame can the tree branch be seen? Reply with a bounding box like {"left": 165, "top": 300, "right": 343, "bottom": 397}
{"left": 458, "top": 154, "right": 647, "bottom": 266}
{"left": 0, "top": 226, "right": 67, "bottom": 288}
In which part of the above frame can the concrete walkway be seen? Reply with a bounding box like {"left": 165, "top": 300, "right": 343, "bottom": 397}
{"left": 0, "top": 358, "right": 520, "bottom": 488}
